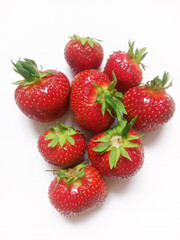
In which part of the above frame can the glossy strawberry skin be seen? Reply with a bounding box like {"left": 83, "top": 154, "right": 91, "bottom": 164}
{"left": 70, "top": 70, "right": 114, "bottom": 132}
{"left": 64, "top": 40, "right": 103, "bottom": 74}
{"left": 104, "top": 51, "right": 142, "bottom": 93}
{"left": 15, "top": 71, "right": 71, "bottom": 122}
{"left": 38, "top": 130, "right": 86, "bottom": 168}
{"left": 88, "top": 130, "right": 144, "bottom": 179}
{"left": 123, "top": 87, "right": 175, "bottom": 132}
{"left": 48, "top": 166, "right": 108, "bottom": 217}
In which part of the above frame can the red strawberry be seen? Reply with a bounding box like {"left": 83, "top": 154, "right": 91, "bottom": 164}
{"left": 70, "top": 69, "right": 127, "bottom": 132}
{"left": 123, "top": 72, "right": 175, "bottom": 132}
{"left": 104, "top": 41, "right": 147, "bottom": 93}
{"left": 48, "top": 162, "right": 108, "bottom": 217}
{"left": 38, "top": 122, "right": 86, "bottom": 168}
{"left": 64, "top": 34, "right": 103, "bottom": 74}
{"left": 12, "top": 58, "right": 71, "bottom": 122}
{"left": 88, "top": 118, "right": 144, "bottom": 179}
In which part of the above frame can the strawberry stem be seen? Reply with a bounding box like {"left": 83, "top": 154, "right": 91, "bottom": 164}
{"left": 45, "top": 122, "right": 78, "bottom": 148}
{"left": 128, "top": 41, "right": 147, "bottom": 70}
{"left": 145, "top": 71, "right": 173, "bottom": 91}
{"left": 12, "top": 58, "right": 55, "bottom": 86}
{"left": 93, "top": 118, "right": 143, "bottom": 169}
{"left": 48, "top": 162, "right": 89, "bottom": 187}
{"left": 69, "top": 34, "right": 102, "bottom": 48}
{"left": 93, "top": 71, "right": 126, "bottom": 121}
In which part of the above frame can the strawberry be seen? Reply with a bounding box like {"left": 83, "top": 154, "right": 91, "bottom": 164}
{"left": 88, "top": 118, "right": 144, "bottom": 179}
{"left": 48, "top": 162, "right": 108, "bottom": 217}
{"left": 38, "top": 122, "right": 86, "bottom": 168}
{"left": 123, "top": 72, "right": 175, "bottom": 132}
{"left": 104, "top": 41, "right": 147, "bottom": 93}
{"left": 70, "top": 69, "right": 127, "bottom": 132}
{"left": 64, "top": 34, "right": 103, "bottom": 74}
{"left": 12, "top": 58, "right": 71, "bottom": 122}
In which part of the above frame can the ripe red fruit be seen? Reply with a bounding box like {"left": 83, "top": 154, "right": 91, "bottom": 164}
{"left": 48, "top": 162, "right": 108, "bottom": 217}
{"left": 123, "top": 72, "right": 175, "bottom": 132}
{"left": 12, "top": 58, "right": 70, "bottom": 122}
{"left": 38, "top": 122, "right": 86, "bottom": 168}
{"left": 70, "top": 69, "right": 127, "bottom": 132}
{"left": 88, "top": 118, "right": 144, "bottom": 179}
{"left": 104, "top": 41, "right": 147, "bottom": 93}
{"left": 64, "top": 34, "right": 103, "bottom": 74}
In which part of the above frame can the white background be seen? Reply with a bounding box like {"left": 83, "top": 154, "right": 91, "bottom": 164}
{"left": 1, "top": 0, "right": 180, "bottom": 239}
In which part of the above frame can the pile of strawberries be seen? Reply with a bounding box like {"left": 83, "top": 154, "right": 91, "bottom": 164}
{"left": 12, "top": 35, "right": 175, "bottom": 218}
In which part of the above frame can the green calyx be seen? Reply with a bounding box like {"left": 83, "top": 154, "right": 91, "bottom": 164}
{"left": 45, "top": 122, "right": 78, "bottom": 148}
{"left": 69, "top": 34, "right": 102, "bottom": 48}
{"left": 93, "top": 117, "right": 143, "bottom": 169}
{"left": 48, "top": 162, "right": 89, "bottom": 187}
{"left": 145, "top": 71, "right": 173, "bottom": 92}
{"left": 12, "top": 58, "right": 54, "bottom": 86}
{"left": 92, "top": 71, "right": 126, "bottom": 121}
{"left": 128, "top": 41, "right": 147, "bottom": 70}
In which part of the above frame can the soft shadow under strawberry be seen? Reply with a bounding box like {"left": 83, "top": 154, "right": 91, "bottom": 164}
{"left": 106, "top": 178, "right": 131, "bottom": 194}
{"left": 141, "top": 126, "right": 163, "bottom": 146}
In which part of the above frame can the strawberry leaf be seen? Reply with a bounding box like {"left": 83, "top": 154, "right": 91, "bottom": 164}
{"left": 128, "top": 40, "right": 147, "bottom": 68}
{"left": 59, "top": 135, "right": 66, "bottom": 147}
{"left": 65, "top": 135, "right": 75, "bottom": 146}
{"left": 87, "top": 38, "right": 94, "bottom": 48}
{"left": 56, "top": 176, "right": 61, "bottom": 186}
{"left": 109, "top": 147, "right": 121, "bottom": 169}
{"left": 69, "top": 35, "right": 101, "bottom": 48}
{"left": 67, "top": 177, "right": 78, "bottom": 187}
{"left": 48, "top": 136, "right": 59, "bottom": 147}
{"left": 126, "top": 134, "right": 144, "bottom": 141}
{"left": 123, "top": 142, "right": 140, "bottom": 148}
{"left": 122, "top": 116, "right": 137, "bottom": 137}
{"left": 146, "top": 72, "right": 173, "bottom": 91}
{"left": 13, "top": 80, "right": 26, "bottom": 85}
{"left": 12, "top": 58, "right": 54, "bottom": 86}
{"left": 93, "top": 141, "right": 111, "bottom": 153}
{"left": 106, "top": 119, "right": 127, "bottom": 136}
{"left": 46, "top": 122, "right": 78, "bottom": 148}
{"left": 45, "top": 132, "right": 56, "bottom": 140}
{"left": 162, "top": 71, "right": 169, "bottom": 86}
{"left": 58, "top": 171, "right": 69, "bottom": 179}
{"left": 101, "top": 100, "right": 106, "bottom": 116}
{"left": 93, "top": 135, "right": 110, "bottom": 143}
{"left": 105, "top": 95, "right": 122, "bottom": 121}
{"left": 81, "top": 38, "right": 86, "bottom": 45}
{"left": 107, "top": 71, "right": 117, "bottom": 91}
{"left": 115, "top": 92, "right": 123, "bottom": 98}
{"left": 76, "top": 168, "right": 86, "bottom": 178}
{"left": 113, "top": 97, "right": 127, "bottom": 114}
{"left": 92, "top": 72, "right": 125, "bottom": 121}
{"left": 75, "top": 162, "right": 89, "bottom": 172}
{"left": 120, "top": 147, "right": 132, "bottom": 161}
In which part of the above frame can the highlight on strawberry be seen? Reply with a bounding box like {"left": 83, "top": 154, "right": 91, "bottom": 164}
{"left": 123, "top": 71, "right": 175, "bottom": 132}
{"left": 104, "top": 41, "right": 147, "bottom": 93}
{"left": 48, "top": 162, "right": 108, "bottom": 217}
{"left": 12, "top": 58, "right": 71, "bottom": 122}
{"left": 88, "top": 117, "right": 144, "bottom": 179}
{"left": 38, "top": 122, "right": 86, "bottom": 168}
{"left": 70, "top": 69, "right": 127, "bottom": 132}
{"left": 64, "top": 34, "right": 104, "bottom": 74}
